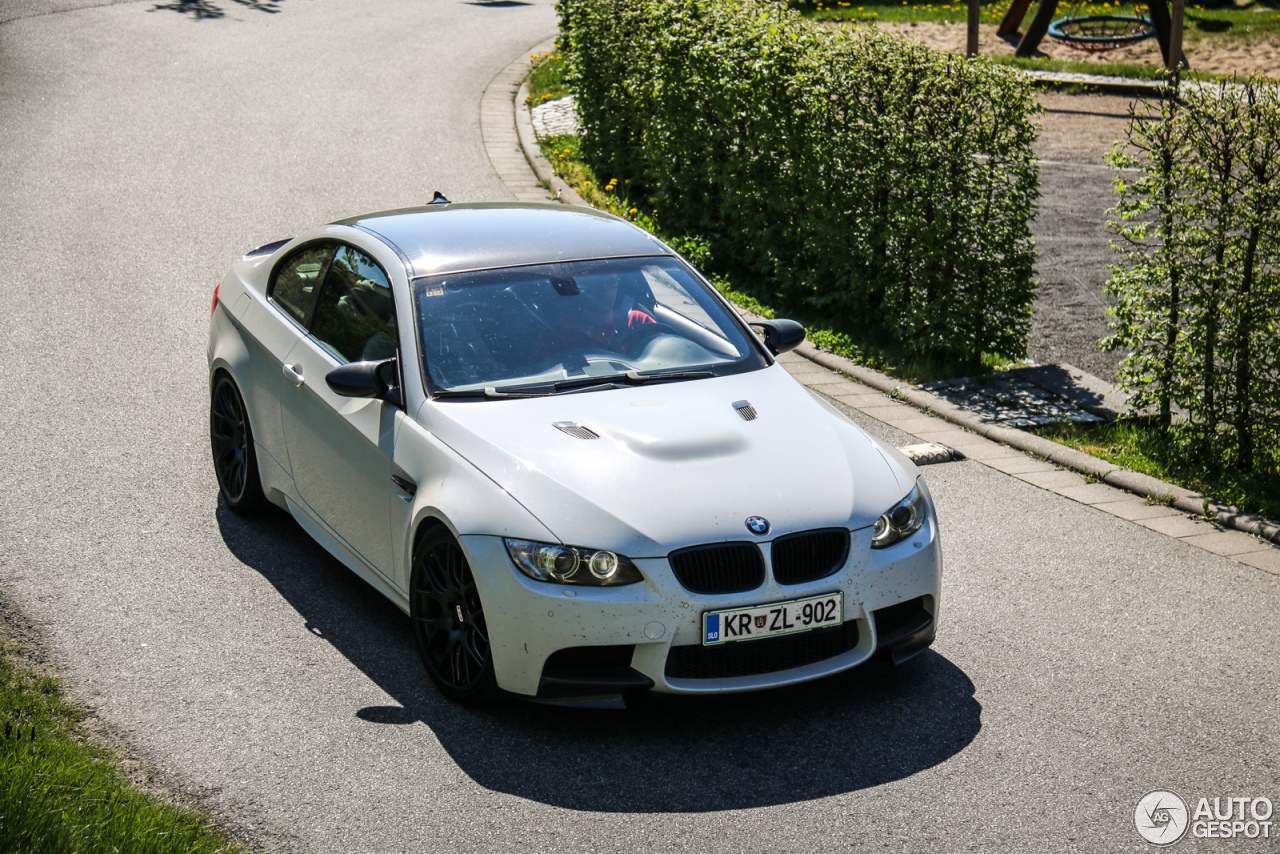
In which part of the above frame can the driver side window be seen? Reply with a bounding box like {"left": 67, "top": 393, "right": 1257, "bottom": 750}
{"left": 310, "top": 244, "right": 398, "bottom": 363}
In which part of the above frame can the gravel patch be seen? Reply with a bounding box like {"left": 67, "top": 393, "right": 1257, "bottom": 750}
{"left": 531, "top": 94, "right": 579, "bottom": 138}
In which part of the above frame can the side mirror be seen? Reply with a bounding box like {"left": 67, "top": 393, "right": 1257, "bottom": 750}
{"left": 748, "top": 319, "right": 806, "bottom": 356}
{"left": 326, "top": 358, "right": 401, "bottom": 406}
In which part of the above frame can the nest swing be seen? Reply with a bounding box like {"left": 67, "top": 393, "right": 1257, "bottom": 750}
{"left": 1047, "top": 2, "right": 1157, "bottom": 50}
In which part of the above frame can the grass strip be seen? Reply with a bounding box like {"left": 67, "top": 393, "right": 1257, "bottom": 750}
{"left": 1031, "top": 419, "right": 1280, "bottom": 519}
{"left": 0, "top": 635, "right": 245, "bottom": 854}
{"left": 526, "top": 48, "right": 570, "bottom": 107}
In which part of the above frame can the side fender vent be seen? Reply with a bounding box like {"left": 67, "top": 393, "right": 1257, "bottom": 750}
{"left": 554, "top": 421, "right": 600, "bottom": 440}
{"left": 732, "top": 400, "right": 758, "bottom": 421}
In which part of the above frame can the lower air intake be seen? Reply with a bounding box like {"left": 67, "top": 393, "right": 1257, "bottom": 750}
{"left": 665, "top": 620, "right": 860, "bottom": 680}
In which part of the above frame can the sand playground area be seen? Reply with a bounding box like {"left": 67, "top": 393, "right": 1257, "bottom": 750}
{"left": 852, "top": 18, "right": 1280, "bottom": 77}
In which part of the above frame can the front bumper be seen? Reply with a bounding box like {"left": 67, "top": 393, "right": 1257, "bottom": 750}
{"left": 460, "top": 508, "right": 941, "bottom": 699}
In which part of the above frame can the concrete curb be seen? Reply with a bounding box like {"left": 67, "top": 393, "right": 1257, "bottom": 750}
{"left": 1024, "top": 69, "right": 1164, "bottom": 96}
{"left": 479, "top": 36, "right": 590, "bottom": 208}
{"left": 492, "top": 45, "right": 1280, "bottom": 551}
{"left": 515, "top": 77, "right": 589, "bottom": 208}
{"left": 479, "top": 37, "right": 560, "bottom": 204}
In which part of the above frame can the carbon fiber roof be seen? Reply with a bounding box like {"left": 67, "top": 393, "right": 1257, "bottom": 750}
{"left": 335, "top": 202, "right": 673, "bottom": 278}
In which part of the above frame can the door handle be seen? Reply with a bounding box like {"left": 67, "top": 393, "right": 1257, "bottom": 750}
{"left": 283, "top": 363, "right": 305, "bottom": 387}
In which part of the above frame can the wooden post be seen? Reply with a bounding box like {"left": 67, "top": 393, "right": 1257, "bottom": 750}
{"left": 1169, "top": 0, "right": 1186, "bottom": 77}
{"left": 997, "top": 0, "right": 1033, "bottom": 36}
{"left": 1147, "top": 0, "right": 1173, "bottom": 67}
{"left": 1015, "top": 0, "right": 1060, "bottom": 57}
{"left": 967, "top": 0, "right": 980, "bottom": 56}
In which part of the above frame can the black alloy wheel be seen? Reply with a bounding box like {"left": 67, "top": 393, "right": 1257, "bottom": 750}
{"left": 410, "top": 528, "right": 499, "bottom": 704}
{"left": 209, "top": 373, "right": 268, "bottom": 514}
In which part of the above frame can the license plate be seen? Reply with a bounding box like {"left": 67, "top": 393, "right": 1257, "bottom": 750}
{"left": 702, "top": 592, "right": 843, "bottom": 646}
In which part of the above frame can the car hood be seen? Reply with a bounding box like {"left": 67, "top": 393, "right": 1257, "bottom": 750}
{"left": 420, "top": 364, "right": 915, "bottom": 557}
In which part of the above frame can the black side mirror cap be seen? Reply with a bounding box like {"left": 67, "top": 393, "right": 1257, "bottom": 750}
{"left": 326, "top": 358, "right": 400, "bottom": 405}
{"left": 748, "top": 319, "right": 806, "bottom": 356}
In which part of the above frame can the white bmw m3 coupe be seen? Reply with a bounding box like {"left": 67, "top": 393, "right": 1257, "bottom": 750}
{"left": 207, "top": 200, "right": 941, "bottom": 705}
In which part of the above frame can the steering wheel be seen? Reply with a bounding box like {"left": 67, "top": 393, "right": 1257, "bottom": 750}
{"left": 616, "top": 322, "right": 679, "bottom": 357}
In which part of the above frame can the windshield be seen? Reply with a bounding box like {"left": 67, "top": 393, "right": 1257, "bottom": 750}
{"left": 412, "top": 256, "right": 767, "bottom": 394}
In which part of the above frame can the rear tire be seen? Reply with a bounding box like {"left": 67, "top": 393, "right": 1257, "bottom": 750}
{"left": 210, "top": 373, "right": 269, "bottom": 514}
{"left": 410, "top": 527, "right": 501, "bottom": 705}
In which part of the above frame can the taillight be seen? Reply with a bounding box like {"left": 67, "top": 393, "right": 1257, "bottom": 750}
{"left": 211, "top": 283, "right": 220, "bottom": 317}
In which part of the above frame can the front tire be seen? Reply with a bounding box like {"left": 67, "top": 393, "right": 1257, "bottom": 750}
{"left": 210, "top": 373, "right": 269, "bottom": 514}
{"left": 410, "top": 528, "right": 500, "bottom": 705}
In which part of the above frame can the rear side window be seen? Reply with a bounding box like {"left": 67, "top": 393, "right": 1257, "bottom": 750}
{"left": 270, "top": 243, "right": 331, "bottom": 325}
{"left": 309, "top": 244, "right": 398, "bottom": 363}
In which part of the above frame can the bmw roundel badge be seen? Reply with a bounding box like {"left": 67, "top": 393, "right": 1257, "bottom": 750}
{"left": 745, "top": 516, "right": 770, "bottom": 535}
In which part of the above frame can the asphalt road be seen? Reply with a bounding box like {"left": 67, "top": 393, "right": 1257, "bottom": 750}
{"left": 2, "top": 2, "right": 1278, "bottom": 852}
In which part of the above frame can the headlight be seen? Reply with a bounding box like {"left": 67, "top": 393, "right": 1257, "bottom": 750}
{"left": 504, "top": 539, "right": 644, "bottom": 586}
{"left": 871, "top": 483, "right": 928, "bottom": 549}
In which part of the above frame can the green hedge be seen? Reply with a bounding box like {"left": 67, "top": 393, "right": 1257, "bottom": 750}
{"left": 1105, "top": 79, "right": 1280, "bottom": 475}
{"left": 558, "top": 0, "right": 1041, "bottom": 364}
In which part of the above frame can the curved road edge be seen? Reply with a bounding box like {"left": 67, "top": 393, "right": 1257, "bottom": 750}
{"left": 480, "top": 36, "right": 586, "bottom": 208}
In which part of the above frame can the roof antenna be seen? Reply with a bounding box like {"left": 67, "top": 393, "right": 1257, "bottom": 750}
{"left": 429, "top": 191, "right": 451, "bottom": 205}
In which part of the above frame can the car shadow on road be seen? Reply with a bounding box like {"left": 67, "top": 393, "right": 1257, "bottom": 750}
{"left": 219, "top": 505, "right": 981, "bottom": 813}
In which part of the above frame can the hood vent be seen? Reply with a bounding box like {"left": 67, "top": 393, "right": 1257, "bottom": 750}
{"left": 732, "top": 400, "right": 758, "bottom": 421}
{"left": 553, "top": 421, "right": 600, "bottom": 440}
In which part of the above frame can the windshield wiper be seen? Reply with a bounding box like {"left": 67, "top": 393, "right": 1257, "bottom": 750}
{"left": 432, "top": 387, "right": 550, "bottom": 400}
{"left": 433, "top": 384, "right": 623, "bottom": 400}
{"left": 551, "top": 370, "right": 715, "bottom": 392}
{"left": 433, "top": 370, "right": 716, "bottom": 400}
